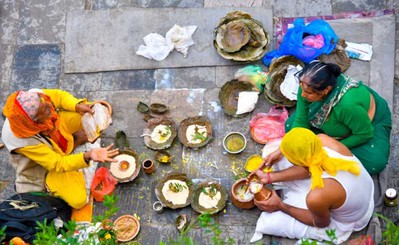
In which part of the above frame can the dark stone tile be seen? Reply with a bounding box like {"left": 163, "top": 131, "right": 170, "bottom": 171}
{"left": 101, "top": 70, "right": 156, "bottom": 90}
{"left": 11, "top": 44, "right": 60, "bottom": 91}
{"left": 131, "top": 0, "right": 204, "bottom": 8}
{"left": 61, "top": 73, "right": 103, "bottom": 92}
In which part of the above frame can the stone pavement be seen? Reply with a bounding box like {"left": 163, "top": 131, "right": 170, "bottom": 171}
{"left": 0, "top": 0, "right": 398, "bottom": 244}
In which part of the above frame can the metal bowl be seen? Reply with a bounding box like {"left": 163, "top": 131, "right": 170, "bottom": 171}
{"left": 223, "top": 132, "right": 247, "bottom": 154}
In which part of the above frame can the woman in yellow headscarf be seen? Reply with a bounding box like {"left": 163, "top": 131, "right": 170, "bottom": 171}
{"left": 248, "top": 128, "right": 374, "bottom": 244}
{"left": 280, "top": 128, "right": 361, "bottom": 189}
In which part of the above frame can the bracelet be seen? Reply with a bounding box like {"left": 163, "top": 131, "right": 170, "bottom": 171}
{"left": 266, "top": 172, "right": 271, "bottom": 185}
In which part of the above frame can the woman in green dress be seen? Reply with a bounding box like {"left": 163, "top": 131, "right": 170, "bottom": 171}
{"left": 284, "top": 61, "right": 391, "bottom": 175}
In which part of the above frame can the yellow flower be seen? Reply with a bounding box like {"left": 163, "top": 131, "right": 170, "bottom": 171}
{"left": 105, "top": 233, "right": 111, "bottom": 240}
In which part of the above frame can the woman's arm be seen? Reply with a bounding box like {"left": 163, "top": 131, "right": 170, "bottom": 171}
{"left": 335, "top": 103, "right": 374, "bottom": 148}
{"left": 17, "top": 143, "right": 118, "bottom": 173}
{"left": 42, "top": 89, "right": 87, "bottom": 112}
{"left": 291, "top": 87, "right": 311, "bottom": 129}
{"left": 17, "top": 144, "right": 90, "bottom": 172}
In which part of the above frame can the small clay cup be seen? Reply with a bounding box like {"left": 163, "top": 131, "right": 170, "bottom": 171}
{"left": 142, "top": 159, "right": 155, "bottom": 174}
{"left": 254, "top": 187, "right": 272, "bottom": 202}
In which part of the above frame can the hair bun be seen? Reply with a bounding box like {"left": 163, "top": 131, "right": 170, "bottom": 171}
{"left": 326, "top": 63, "right": 341, "bottom": 77}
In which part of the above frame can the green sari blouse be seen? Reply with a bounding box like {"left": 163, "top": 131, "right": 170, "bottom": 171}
{"left": 285, "top": 74, "right": 392, "bottom": 174}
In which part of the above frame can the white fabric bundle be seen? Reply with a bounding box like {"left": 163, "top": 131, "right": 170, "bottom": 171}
{"left": 136, "top": 24, "right": 197, "bottom": 61}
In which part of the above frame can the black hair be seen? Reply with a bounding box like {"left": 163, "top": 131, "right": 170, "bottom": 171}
{"left": 297, "top": 61, "right": 341, "bottom": 92}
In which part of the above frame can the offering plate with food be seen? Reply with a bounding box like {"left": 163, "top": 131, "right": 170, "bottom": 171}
{"left": 178, "top": 116, "right": 213, "bottom": 149}
{"left": 109, "top": 148, "right": 140, "bottom": 183}
{"left": 191, "top": 180, "right": 228, "bottom": 214}
{"left": 155, "top": 172, "right": 193, "bottom": 209}
{"left": 113, "top": 214, "right": 140, "bottom": 242}
{"left": 142, "top": 116, "right": 177, "bottom": 150}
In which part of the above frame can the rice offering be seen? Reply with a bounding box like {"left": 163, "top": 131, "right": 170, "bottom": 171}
{"left": 110, "top": 154, "right": 136, "bottom": 179}
{"left": 236, "top": 184, "right": 254, "bottom": 200}
{"left": 249, "top": 182, "right": 263, "bottom": 194}
{"left": 150, "top": 124, "right": 172, "bottom": 143}
{"left": 186, "top": 124, "right": 207, "bottom": 144}
{"left": 198, "top": 186, "right": 221, "bottom": 209}
{"left": 161, "top": 180, "right": 190, "bottom": 205}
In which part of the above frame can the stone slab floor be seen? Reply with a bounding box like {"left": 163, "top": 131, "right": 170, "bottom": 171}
{"left": 0, "top": 0, "right": 398, "bottom": 244}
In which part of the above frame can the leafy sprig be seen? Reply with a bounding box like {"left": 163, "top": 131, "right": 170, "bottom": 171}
{"left": 202, "top": 186, "right": 218, "bottom": 199}
{"left": 191, "top": 126, "right": 207, "bottom": 142}
{"left": 169, "top": 182, "right": 187, "bottom": 193}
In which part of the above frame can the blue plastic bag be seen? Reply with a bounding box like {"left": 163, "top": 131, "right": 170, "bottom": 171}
{"left": 263, "top": 18, "right": 338, "bottom": 65}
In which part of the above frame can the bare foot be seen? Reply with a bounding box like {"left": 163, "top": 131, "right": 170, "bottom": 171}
{"left": 73, "top": 130, "right": 88, "bottom": 149}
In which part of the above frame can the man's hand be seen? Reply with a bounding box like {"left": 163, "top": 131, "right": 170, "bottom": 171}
{"left": 246, "top": 169, "right": 270, "bottom": 186}
{"left": 254, "top": 190, "right": 283, "bottom": 212}
{"left": 76, "top": 102, "right": 94, "bottom": 114}
{"left": 84, "top": 144, "right": 119, "bottom": 163}
{"left": 258, "top": 148, "right": 283, "bottom": 170}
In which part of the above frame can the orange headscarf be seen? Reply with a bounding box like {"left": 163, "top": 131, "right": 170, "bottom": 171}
{"left": 3, "top": 91, "right": 68, "bottom": 153}
{"left": 280, "top": 128, "right": 360, "bottom": 189}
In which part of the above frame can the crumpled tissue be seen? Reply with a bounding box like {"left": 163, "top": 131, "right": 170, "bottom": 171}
{"left": 166, "top": 24, "right": 197, "bottom": 57}
{"left": 136, "top": 24, "right": 197, "bottom": 61}
{"left": 136, "top": 33, "right": 174, "bottom": 61}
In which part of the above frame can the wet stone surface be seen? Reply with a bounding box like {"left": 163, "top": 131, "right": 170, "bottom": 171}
{"left": 11, "top": 44, "right": 61, "bottom": 91}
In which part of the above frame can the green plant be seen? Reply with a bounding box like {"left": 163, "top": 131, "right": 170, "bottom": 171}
{"left": 0, "top": 226, "right": 6, "bottom": 243}
{"left": 33, "top": 194, "right": 120, "bottom": 245}
{"left": 160, "top": 213, "right": 235, "bottom": 245}
{"left": 375, "top": 213, "right": 399, "bottom": 244}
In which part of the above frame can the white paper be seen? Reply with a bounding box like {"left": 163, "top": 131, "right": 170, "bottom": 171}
{"left": 345, "top": 41, "right": 373, "bottom": 61}
{"left": 236, "top": 91, "right": 259, "bottom": 115}
{"left": 279, "top": 65, "right": 302, "bottom": 101}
